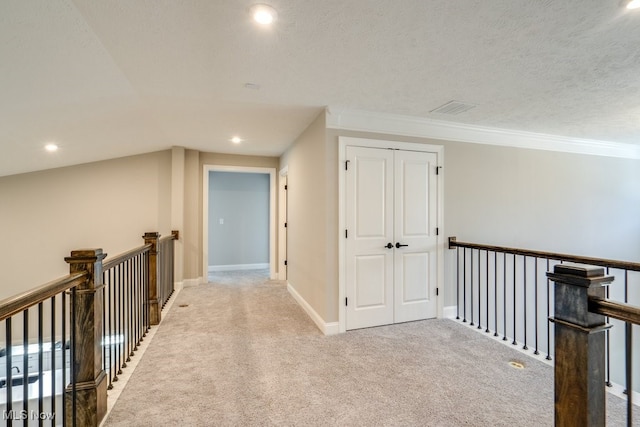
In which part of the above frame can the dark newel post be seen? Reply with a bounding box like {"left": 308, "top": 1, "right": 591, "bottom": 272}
{"left": 547, "top": 264, "right": 614, "bottom": 427}
{"left": 144, "top": 232, "right": 161, "bottom": 325}
{"left": 65, "top": 249, "right": 108, "bottom": 426}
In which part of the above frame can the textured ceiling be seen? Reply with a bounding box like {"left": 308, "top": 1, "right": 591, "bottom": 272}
{"left": 1, "top": 0, "right": 639, "bottom": 176}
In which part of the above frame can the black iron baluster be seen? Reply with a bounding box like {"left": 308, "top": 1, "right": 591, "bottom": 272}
{"left": 485, "top": 250, "right": 490, "bottom": 333}
{"left": 102, "top": 270, "right": 107, "bottom": 389}
{"left": 605, "top": 267, "right": 611, "bottom": 387}
{"left": 512, "top": 254, "right": 517, "bottom": 346}
{"left": 546, "top": 259, "right": 552, "bottom": 360}
{"left": 534, "top": 257, "right": 539, "bottom": 355}
{"left": 119, "top": 262, "right": 126, "bottom": 370}
{"left": 71, "top": 287, "right": 77, "bottom": 427}
{"left": 463, "top": 248, "right": 467, "bottom": 323}
{"left": 623, "top": 269, "right": 632, "bottom": 427}
{"left": 494, "top": 251, "right": 498, "bottom": 337}
{"left": 61, "top": 291, "right": 66, "bottom": 424}
{"left": 6, "top": 318, "right": 13, "bottom": 426}
{"left": 23, "top": 308, "right": 29, "bottom": 417}
{"left": 50, "top": 296, "right": 56, "bottom": 418}
{"left": 523, "top": 256, "right": 528, "bottom": 350}
{"left": 38, "top": 301, "right": 44, "bottom": 424}
{"left": 477, "top": 249, "right": 482, "bottom": 330}
{"left": 503, "top": 252, "right": 507, "bottom": 341}
{"left": 127, "top": 258, "right": 133, "bottom": 360}
{"left": 456, "top": 247, "right": 460, "bottom": 320}
{"left": 116, "top": 263, "right": 122, "bottom": 375}
{"left": 470, "top": 249, "right": 474, "bottom": 326}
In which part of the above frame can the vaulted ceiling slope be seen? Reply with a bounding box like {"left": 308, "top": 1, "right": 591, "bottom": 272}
{"left": 2, "top": 1, "right": 639, "bottom": 177}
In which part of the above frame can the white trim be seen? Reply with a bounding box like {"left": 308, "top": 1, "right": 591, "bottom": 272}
{"left": 288, "top": 282, "right": 340, "bottom": 335}
{"left": 174, "top": 281, "right": 184, "bottom": 291}
{"left": 443, "top": 305, "right": 457, "bottom": 319}
{"left": 338, "top": 137, "right": 445, "bottom": 333}
{"left": 208, "top": 263, "right": 269, "bottom": 272}
{"left": 326, "top": 108, "right": 640, "bottom": 160}
{"left": 203, "top": 165, "right": 278, "bottom": 281}
{"left": 183, "top": 277, "right": 203, "bottom": 287}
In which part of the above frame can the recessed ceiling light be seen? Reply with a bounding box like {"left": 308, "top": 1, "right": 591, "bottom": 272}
{"left": 250, "top": 4, "right": 277, "bottom": 25}
{"left": 45, "top": 143, "right": 58, "bottom": 152}
{"left": 231, "top": 136, "right": 242, "bottom": 144}
{"left": 627, "top": 0, "right": 640, "bottom": 9}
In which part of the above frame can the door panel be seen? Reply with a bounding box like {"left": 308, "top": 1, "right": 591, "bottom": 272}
{"left": 346, "top": 146, "right": 394, "bottom": 330}
{"left": 394, "top": 150, "right": 438, "bottom": 323}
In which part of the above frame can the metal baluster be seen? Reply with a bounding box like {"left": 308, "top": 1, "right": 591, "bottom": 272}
{"left": 605, "top": 267, "right": 611, "bottom": 387}
{"left": 38, "top": 302, "right": 44, "bottom": 425}
{"left": 50, "top": 296, "right": 56, "bottom": 418}
{"left": 23, "top": 308, "right": 29, "bottom": 417}
{"left": 523, "top": 256, "right": 528, "bottom": 350}
{"left": 623, "top": 270, "right": 632, "bottom": 426}
{"left": 503, "top": 252, "right": 507, "bottom": 341}
{"left": 494, "top": 251, "right": 499, "bottom": 337}
{"left": 128, "top": 258, "right": 133, "bottom": 360}
{"left": 470, "top": 249, "right": 474, "bottom": 326}
{"left": 6, "top": 318, "right": 13, "bottom": 426}
{"left": 120, "top": 262, "right": 126, "bottom": 369}
{"left": 71, "top": 287, "right": 77, "bottom": 427}
{"left": 61, "top": 291, "right": 66, "bottom": 424}
{"left": 106, "top": 268, "right": 113, "bottom": 389}
{"left": 477, "top": 249, "right": 482, "bottom": 330}
{"left": 456, "top": 247, "right": 460, "bottom": 320}
{"left": 485, "top": 250, "right": 490, "bottom": 333}
{"left": 546, "top": 259, "right": 552, "bottom": 360}
{"left": 133, "top": 256, "right": 138, "bottom": 352}
{"left": 534, "top": 257, "right": 539, "bottom": 355}
{"left": 463, "top": 248, "right": 467, "bottom": 323}
{"left": 117, "top": 263, "right": 123, "bottom": 374}
{"left": 512, "top": 254, "right": 517, "bottom": 346}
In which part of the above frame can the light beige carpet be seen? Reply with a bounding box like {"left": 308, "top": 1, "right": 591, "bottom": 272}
{"left": 103, "top": 270, "right": 636, "bottom": 426}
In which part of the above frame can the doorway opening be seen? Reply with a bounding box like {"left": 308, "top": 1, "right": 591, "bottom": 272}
{"left": 202, "top": 165, "right": 277, "bottom": 281}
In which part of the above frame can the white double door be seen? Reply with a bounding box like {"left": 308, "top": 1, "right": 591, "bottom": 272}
{"left": 345, "top": 146, "right": 438, "bottom": 330}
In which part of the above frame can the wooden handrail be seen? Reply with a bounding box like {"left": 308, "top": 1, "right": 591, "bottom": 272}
{"left": 448, "top": 236, "right": 640, "bottom": 272}
{"left": 589, "top": 296, "right": 640, "bottom": 325}
{"left": 0, "top": 271, "right": 88, "bottom": 321}
{"left": 103, "top": 244, "right": 152, "bottom": 270}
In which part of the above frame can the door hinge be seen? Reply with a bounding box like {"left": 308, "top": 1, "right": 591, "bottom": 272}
{"left": 284, "top": 260, "right": 287, "bottom": 266}
{"left": 284, "top": 222, "right": 287, "bottom": 228}
{"left": 345, "top": 229, "right": 348, "bottom": 238}
{"left": 345, "top": 160, "right": 350, "bottom": 170}
{"left": 284, "top": 184, "right": 287, "bottom": 190}
{"left": 345, "top": 297, "right": 348, "bottom": 306}
{"left": 436, "top": 288, "right": 439, "bottom": 296}
{"left": 436, "top": 227, "right": 439, "bottom": 236}
{"left": 436, "top": 166, "right": 442, "bottom": 175}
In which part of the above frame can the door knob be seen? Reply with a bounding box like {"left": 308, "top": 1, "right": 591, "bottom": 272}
{"left": 395, "top": 242, "right": 408, "bottom": 248}
{"left": 385, "top": 243, "right": 394, "bottom": 249}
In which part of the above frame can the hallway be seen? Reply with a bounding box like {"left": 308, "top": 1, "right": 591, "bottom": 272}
{"left": 102, "top": 272, "right": 633, "bottom": 426}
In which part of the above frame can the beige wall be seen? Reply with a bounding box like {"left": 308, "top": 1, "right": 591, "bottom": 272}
{"left": 279, "top": 113, "right": 332, "bottom": 321}
{"left": 327, "top": 129, "right": 640, "bottom": 309}
{"left": 0, "top": 150, "right": 172, "bottom": 300}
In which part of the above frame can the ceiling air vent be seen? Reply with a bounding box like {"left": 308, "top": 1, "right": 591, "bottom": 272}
{"left": 430, "top": 101, "right": 477, "bottom": 115}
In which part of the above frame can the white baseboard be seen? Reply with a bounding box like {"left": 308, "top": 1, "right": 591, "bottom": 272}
{"left": 183, "top": 277, "right": 203, "bottom": 287}
{"left": 443, "top": 305, "right": 457, "bottom": 319}
{"left": 209, "top": 263, "right": 269, "bottom": 272}
{"left": 287, "top": 282, "right": 340, "bottom": 335}
{"left": 174, "top": 281, "right": 184, "bottom": 291}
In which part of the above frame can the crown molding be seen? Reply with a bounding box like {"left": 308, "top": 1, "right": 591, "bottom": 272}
{"left": 325, "top": 108, "right": 640, "bottom": 160}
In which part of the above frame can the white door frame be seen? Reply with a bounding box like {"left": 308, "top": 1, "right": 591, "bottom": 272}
{"left": 338, "top": 137, "right": 444, "bottom": 333}
{"left": 202, "top": 165, "right": 277, "bottom": 281}
{"left": 278, "top": 166, "right": 288, "bottom": 281}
